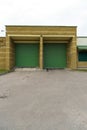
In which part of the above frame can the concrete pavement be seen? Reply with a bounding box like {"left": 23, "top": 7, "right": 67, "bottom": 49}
{"left": 0, "top": 70, "right": 87, "bottom": 130}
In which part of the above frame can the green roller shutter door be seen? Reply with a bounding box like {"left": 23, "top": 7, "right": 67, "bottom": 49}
{"left": 79, "top": 51, "right": 87, "bottom": 61}
{"left": 15, "top": 44, "right": 39, "bottom": 67}
{"left": 44, "top": 43, "right": 67, "bottom": 68}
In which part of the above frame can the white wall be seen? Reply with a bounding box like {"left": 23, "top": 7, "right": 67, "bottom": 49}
{"left": 77, "top": 37, "right": 87, "bottom": 46}
{"left": 0, "top": 25, "right": 5, "bottom": 37}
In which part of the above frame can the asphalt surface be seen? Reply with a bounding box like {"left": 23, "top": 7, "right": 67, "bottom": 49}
{"left": 0, "top": 70, "right": 87, "bottom": 130}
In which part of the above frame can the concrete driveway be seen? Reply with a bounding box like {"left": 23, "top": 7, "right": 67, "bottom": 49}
{"left": 0, "top": 70, "right": 87, "bottom": 130}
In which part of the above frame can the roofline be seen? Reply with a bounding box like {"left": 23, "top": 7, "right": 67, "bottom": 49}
{"left": 0, "top": 37, "right": 6, "bottom": 38}
{"left": 5, "top": 25, "right": 77, "bottom": 28}
{"left": 77, "top": 36, "right": 87, "bottom": 38}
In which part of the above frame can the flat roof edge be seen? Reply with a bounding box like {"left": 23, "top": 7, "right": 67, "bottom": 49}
{"left": 77, "top": 36, "right": 87, "bottom": 38}
{"left": 0, "top": 37, "right": 6, "bottom": 38}
{"left": 5, "top": 25, "right": 77, "bottom": 28}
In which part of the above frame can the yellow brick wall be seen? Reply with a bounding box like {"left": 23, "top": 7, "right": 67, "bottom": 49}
{"left": 67, "top": 37, "right": 77, "bottom": 69}
{"left": 6, "top": 26, "right": 77, "bottom": 70}
{"left": 6, "top": 26, "right": 76, "bottom": 35}
{"left": 10, "top": 39, "right": 15, "bottom": 69}
{"left": 0, "top": 37, "right": 6, "bottom": 69}
{"left": 5, "top": 36, "right": 15, "bottom": 70}
{"left": 78, "top": 62, "right": 87, "bottom": 68}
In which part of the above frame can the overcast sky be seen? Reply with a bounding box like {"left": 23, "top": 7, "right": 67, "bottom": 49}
{"left": 0, "top": 0, "right": 87, "bottom": 36}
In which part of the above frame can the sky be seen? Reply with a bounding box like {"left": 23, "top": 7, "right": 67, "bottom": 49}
{"left": 0, "top": 0, "right": 87, "bottom": 36}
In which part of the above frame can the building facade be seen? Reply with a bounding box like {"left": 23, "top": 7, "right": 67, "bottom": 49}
{"left": 77, "top": 37, "right": 87, "bottom": 68}
{"left": 0, "top": 26, "right": 79, "bottom": 70}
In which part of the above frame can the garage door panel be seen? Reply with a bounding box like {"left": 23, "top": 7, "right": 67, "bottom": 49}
{"left": 15, "top": 44, "right": 39, "bottom": 67}
{"left": 44, "top": 43, "right": 66, "bottom": 68}
{"left": 79, "top": 51, "right": 87, "bottom": 61}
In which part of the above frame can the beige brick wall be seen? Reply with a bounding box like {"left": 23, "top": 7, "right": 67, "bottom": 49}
{"left": 67, "top": 37, "right": 77, "bottom": 69}
{"left": 6, "top": 26, "right": 77, "bottom": 70}
{"left": 5, "top": 36, "right": 15, "bottom": 70}
{"left": 78, "top": 62, "right": 87, "bottom": 68}
{"left": 0, "top": 37, "right": 6, "bottom": 69}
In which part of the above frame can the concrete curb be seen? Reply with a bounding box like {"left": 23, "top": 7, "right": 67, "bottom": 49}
{"left": 15, "top": 68, "right": 41, "bottom": 72}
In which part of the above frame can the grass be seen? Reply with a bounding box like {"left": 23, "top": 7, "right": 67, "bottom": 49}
{"left": 77, "top": 69, "right": 87, "bottom": 72}
{"left": 69, "top": 68, "right": 87, "bottom": 72}
{"left": 0, "top": 69, "right": 9, "bottom": 74}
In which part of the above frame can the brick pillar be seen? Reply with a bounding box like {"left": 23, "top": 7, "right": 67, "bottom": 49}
{"left": 70, "top": 37, "right": 77, "bottom": 69}
{"left": 6, "top": 35, "right": 10, "bottom": 70}
{"left": 40, "top": 36, "right": 43, "bottom": 69}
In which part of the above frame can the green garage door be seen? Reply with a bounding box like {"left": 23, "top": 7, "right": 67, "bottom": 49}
{"left": 44, "top": 43, "right": 67, "bottom": 68}
{"left": 79, "top": 51, "right": 87, "bottom": 61}
{"left": 15, "top": 44, "right": 39, "bottom": 67}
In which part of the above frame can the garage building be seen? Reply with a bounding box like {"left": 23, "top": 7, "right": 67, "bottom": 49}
{"left": 77, "top": 37, "right": 87, "bottom": 68}
{"left": 0, "top": 26, "right": 77, "bottom": 70}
